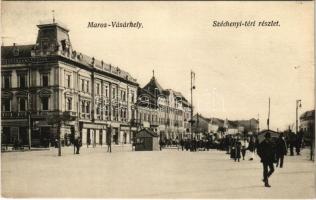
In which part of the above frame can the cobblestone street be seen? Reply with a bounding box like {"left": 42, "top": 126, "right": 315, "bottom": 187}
{"left": 2, "top": 147, "right": 315, "bottom": 198}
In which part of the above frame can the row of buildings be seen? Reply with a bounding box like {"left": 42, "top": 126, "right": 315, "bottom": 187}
{"left": 1, "top": 20, "right": 192, "bottom": 147}
{"left": 191, "top": 113, "right": 259, "bottom": 139}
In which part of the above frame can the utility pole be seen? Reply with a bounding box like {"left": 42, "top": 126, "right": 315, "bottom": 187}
{"left": 296, "top": 99, "right": 302, "bottom": 134}
{"left": 257, "top": 113, "right": 260, "bottom": 134}
{"left": 267, "top": 97, "right": 270, "bottom": 130}
{"left": 28, "top": 66, "right": 32, "bottom": 150}
{"left": 190, "top": 71, "right": 195, "bottom": 139}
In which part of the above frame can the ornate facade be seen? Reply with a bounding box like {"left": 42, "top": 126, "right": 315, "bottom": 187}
{"left": 1, "top": 21, "right": 138, "bottom": 147}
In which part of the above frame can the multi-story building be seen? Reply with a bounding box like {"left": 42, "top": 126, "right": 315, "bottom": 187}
{"left": 1, "top": 20, "right": 138, "bottom": 147}
{"left": 300, "top": 110, "right": 315, "bottom": 145}
{"left": 137, "top": 74, "right": 191, "bottom": 140}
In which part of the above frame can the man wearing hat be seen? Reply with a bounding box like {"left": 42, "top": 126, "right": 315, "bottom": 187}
{"left": 257, "top": 132, "right": 275, "bottom": 187}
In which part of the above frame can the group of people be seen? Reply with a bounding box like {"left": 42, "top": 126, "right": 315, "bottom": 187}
{"left": 217, "top": 132, "right": 303, "bottom": 187}
{"left": 223, "top": 132, "right": 291, "bottom": 187}
{"left": 159, "top": 138, "right": 215, "bottom": 151}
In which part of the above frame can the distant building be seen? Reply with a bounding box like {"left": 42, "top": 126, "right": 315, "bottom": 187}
{"left": 138, "top": 74, "right": 191, "bottom": 140}
{"left": 300, "top": 110, "right": 315, "bottom": 145}
{"left": 192, "top": 113, "right": 212, "bottom": 138}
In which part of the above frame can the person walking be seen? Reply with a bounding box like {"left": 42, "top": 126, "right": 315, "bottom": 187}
{"left": 296, "top": 131, "right": 303, "bottom": 155}
{"left": 241, "top": 138, "right": 248, "bottom": 160}
{"left": 159, "top": 139, "right": 163, "bottom": 151}
{"left": 257, "top": 132, "right": 275, "bottom": 187}
{"left": 235, "top": 138, "right": 241, "bottom": 162}
{"left": 276, "top": 133, "right": 287, "bottom": 168}
{"left": 107, "top": 137, "right": 112, "bottom": 153}
{"left": 288, "top": 130, "right": 295, "bottom": 156}
{"left": 248, "top": 136, "right": 256, "bottom": 160}
{"left": 180, "top": 138, "right": 184, "bottom": 151}
{"left": 75, "top": 137, "right": 82, "bottom": 154}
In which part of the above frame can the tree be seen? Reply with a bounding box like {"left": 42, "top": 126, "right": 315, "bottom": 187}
{"left": 47, "top": 111, "right": 75, "bottom": 156}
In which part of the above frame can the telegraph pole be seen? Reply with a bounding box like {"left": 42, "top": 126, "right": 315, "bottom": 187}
{"left": 267, "top": 97, "right": 270, "bottom": 130}
{"left": 296, "top": 100, "right": 301, "bottom": 134}
{"left": 190, "top": 71, "right": 195, "bottom": 139}
{"left": 28, "top": 66, "right": 32, "bottom": 150}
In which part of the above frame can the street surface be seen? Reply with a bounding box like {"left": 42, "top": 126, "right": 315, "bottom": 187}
{"left": 1, "top": 146, "right": 315, "bottom": 198}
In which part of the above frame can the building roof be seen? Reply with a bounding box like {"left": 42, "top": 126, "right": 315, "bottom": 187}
{"left": 1, "top": 45, "right": 34, "bottom": 58}
{"left": 1, "top": 22, "right": 138, "bottom": 84}
{"left": 300, "top": 110, "right": 315, "bottom": 120}
{"left": 143, "top": 76, "right": 164, "bottom": 95}
{"left": 209, "top": 117, "right": 225, "bottom": 127}
{"left": 136, "top": 128, "right": 159, "bottom": 138}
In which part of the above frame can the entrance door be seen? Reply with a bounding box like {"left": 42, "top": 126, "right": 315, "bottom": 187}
{"left": 40, "top": 127, "right": 50, "bottom": 147}
{"left": 99, "top": 130, "right": 103, "bottom": 146}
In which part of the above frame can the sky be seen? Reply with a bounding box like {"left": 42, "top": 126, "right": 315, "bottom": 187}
{"left": 1, "top": 1, "right": 314, "bottom": 131}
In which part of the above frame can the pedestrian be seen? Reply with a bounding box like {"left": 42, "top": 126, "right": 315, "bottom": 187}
{"left": 248, "top": 136, "right": 256, "bottom": 160}
{"left": 288, "top": 130, "right": 295, "bottom": 156}
{"left": 75, "top": 137, "right": 82, "bottom": 154}
{"left": 107, "top": 138, "right": 111, "bottom": 153}
{"left": 235, "top": 138, "right": 241, "bottom": 162}
{"left": 241, "top": 139, "right": 248, "bottom": 160}
{"left": 257, "top": 132, "right": 275, "bottom": 187}
{"left": 296, "top": 131, "right": 303, "bottom": 155}
{"left": 87, "top": 137, "right": 91, "bottom": 148}
{"left": 276, "top": 133, "right": 287, "bottom": 168}
{"left": 180, "top": 138, "right": 184, "bottom": 151}
{"left": 159, "top": 139, "right": 163, "bottom": 151}
{"left": 230, "top": 138, "right": 236, "bottom": 159}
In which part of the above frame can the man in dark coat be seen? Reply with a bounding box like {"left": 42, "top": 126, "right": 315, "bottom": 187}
{"left": 276, "top": 133, "right": 287, "bottom": 168}
{"left": 75, "top": 137, "right": 82, "bottom": 154}
{"left": 296, "top": 131, "right": 303, "bottom": 155}
{"left": 257, "top": 132, "right": 275, "bottom": 187}
{"left": 288, "top": 130, "right": 296, "bottom": 156}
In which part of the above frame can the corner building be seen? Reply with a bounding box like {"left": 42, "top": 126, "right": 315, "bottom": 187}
{"left": 1, "top": 21, "right": 138, "bottom": 147}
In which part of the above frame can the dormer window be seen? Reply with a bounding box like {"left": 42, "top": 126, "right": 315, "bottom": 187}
{"left": 61, "top": 40, "right": 67, "bottom": 51}
{"left": 41, "top": 39, "right": 49, "bottom": 50}
{"left": 13, "top": 48, "right": 19, "bottom": 56}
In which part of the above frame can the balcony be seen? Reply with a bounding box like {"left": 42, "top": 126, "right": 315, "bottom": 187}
{"left": 1, "top": 111, "right": 28, "bottom": 119}
{"left": 80, "top": 113, "right": 91, "bottom": 120}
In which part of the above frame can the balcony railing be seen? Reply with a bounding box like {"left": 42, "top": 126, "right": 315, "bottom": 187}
{"left": 1, "top": 111, "right": 28, "bottom": 119}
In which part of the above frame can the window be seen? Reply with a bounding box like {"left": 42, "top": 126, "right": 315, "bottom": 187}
{"left": 96, "top": 103, "right": 100, "bottom": 115}
{"left": 96, "top": 83, "right": 100, "bottom": 95}
{"left": 42, "top": 74, "right": 49, "bottom": 87}
{"left": 122, "top": 91, "right": 126, "bottom": 101}
{"left": 104, "top": 85, "right": 109, "bottom": 97}
{"left": 86, "top": 81, "right": 89, "bottom": 93}
{"left": 2, "top": 75, "right": 11, "bottom": 89}
{"left": 41, "top": 97, "right": 49, "bottom": 110}
{"left": 112, "top": 87, "right": 116, "bottom": 99}
{"left": 105, "top": 105, "right": 109, "bottom": 117}
{"left": 131, "top": 92, "right": 135, "bottom": 103}
{"left": 1, "top": 99, "right": 11, "bottom": 111}
{"left": 65, "top": 74, "right": 71, "bottom": 88}
{"left": 67, "top": 98, "right": 72, "bottom": 111}
{"left": 19, "top": 98, "right": 26, "bottom": 111}
{"left": 86, "top": 102, "right": 90, "bottom": 113}
{"left": 19, "top": 74, "right": 27, "bottom": 88}
{"left": 81, "top": 101, "right": 85, "bottom": 113}
{"left": 81, "top": 79, "right": 85, "bottom": 91}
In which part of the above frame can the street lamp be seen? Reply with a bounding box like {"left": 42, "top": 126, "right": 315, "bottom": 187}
{"left": 75, "top": 68, "right": 83, "bottom": 154}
